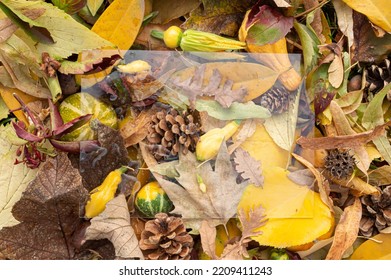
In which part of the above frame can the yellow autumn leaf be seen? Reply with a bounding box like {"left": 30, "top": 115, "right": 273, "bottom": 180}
{"left": 350, "top": 233, "right": 391, "bottom": 260}
{"left": 342, "top": 0, "right": 391, "bottom": 32}
{"left": 91, "top": 0, "right": 144, "bottom": 50}
{"left": 238, "top": 167, "right": 333, "bottom": 248}
{"left": 237, "top": 123, "right": 290, "bottom": 169}
{"left": 0, "top": 85, "right": 40, "bottom": 125}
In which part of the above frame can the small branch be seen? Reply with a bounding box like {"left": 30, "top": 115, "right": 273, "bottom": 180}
{"left": 294, "top": 0, "right": 330, "bottom": 18}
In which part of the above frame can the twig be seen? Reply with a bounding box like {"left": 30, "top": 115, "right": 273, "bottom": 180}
{"left": 294, "top": 0, "right": 330, "bottom": 18}
{"left": 286, "top": 38, "right": 303, "bottom": 51}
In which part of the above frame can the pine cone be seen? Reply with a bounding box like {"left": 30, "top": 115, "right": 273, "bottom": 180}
{"left": 139, "top": 213, "right": 194, "bottom": 260}
{"left": 259, "top": 87, "right": 290, "bottom": 114}
{"left": 146, "top": 108, "right": 200, "bottom": 160}
{"left": 365, "top": 56, "right": 391, "bottom": 95}
{"left": 324, "top": 149, "right": 355, "bottom": 180}
{"left": 359, "top": 186, "right": 391, "bottom": 237}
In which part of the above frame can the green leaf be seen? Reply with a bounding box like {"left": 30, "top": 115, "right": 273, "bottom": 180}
{"left": 362, "top": 83, "right": 391, "bottom": 129}
{"left": 195, "top": 99, "right": 271, "bottom": 121}
{"left": 293, "top": 20, "right": 320, "bottom": 74}
{"left": 0, "top": 124, "right": 38, "bottom": 230}
{"left": 1, "top": 0, "right": 113, "bottom": 59}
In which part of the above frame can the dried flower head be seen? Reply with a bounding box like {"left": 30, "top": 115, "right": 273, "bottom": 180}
{"left": 324, "top": 149, "right": 355, "bottom": 180}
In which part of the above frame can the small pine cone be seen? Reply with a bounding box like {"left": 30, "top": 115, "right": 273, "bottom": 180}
{"left": 359, "top": 186, "right": 391, "bottom": 237}
{"left": 146, "top": 108, "right": 200, "bottom": 160}
{"left": 259, "top": 87, "right": 290, "bottom": 114}
{"left": 324, "top": 149, "right": 355, "bottom": 180}
{"left": 139, "top": 213, "right": 194, "bottom": 260}
{"left": 365, "top": 56, "right": 391, "bottom": 95}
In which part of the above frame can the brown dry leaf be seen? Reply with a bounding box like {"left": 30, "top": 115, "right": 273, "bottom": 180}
{"left": 329, "top": 101, "right": 369, "bottom": 174}
{"left": 199, "top": 220, "right": 218, "bottom": 260}
{"left": 0, "top": 153, "right": 88, "bottom": 259}
{"left": 141, "top": 142, "right": 247, "bottom": 233}
{"left": 228, "top": 119, "right": 257, "bottom": 154}
{"left": 74, "top": 120, "right": 133, "bottom": 192}
{"left": 120, "top": 107, "right": 158, "bottom": 147}
{"left": 326, "top": 197, "right": 362, "bottom": 260}
{"left": 351, "top": 11, "right": 391, "bottom": 63}
{"left": 171, "top": 64, "right": 247, "bottom": 108}
{"left": 328, "top": 54, "right": 344, "bottom": 88}
{"left": 182, "top": 0, "right": 257, "bottom": 37}
{"left": 233, "top": 148, "right": 264, "bottom": 187}
{"left": 297, "top": 120, "right": 391, "bottom": 150}
{"left": 292, "top": 153, "right": 334, "bottom": 212}
{"left": 83, "top": 194, "right": 144, "bottom": 260}
{"left": 152, "top": 0, "right": 200, "bottom": 24}
{"left": 304, "top": 0, "right": 325, "bottom": 43}
{"left": 368, "top": 166, "right": 391, "bottom": 186}
{"left": 332, "top": 176, "right": 380, "bottom": 196}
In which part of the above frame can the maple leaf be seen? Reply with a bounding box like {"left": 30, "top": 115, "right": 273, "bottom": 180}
{"left": 143, "top": 142, "right": 248, "bottom": 233}
{"left": 171, "top": 64, "right": 247, "bottom": 108}
{"left": 83, "top": 194, "right": 144, "bottom": 260}
{"left": 233, "top": 147, "right": 264, "bottom": 187}
{"left": 0, "top": 153, "right": 88, "bottom": 260}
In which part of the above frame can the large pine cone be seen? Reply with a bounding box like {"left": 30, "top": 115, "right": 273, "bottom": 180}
{"left": 359, "top": 186, "right": 391, "bottom": 237}
{"left": 146, "top": 108, "right": 200, "bottom": 160}
{"left": 139, "top": 213, "right": 194, "bottom": 260}
{"left": 365, "top": 56, "right": 391, "bottom": 95}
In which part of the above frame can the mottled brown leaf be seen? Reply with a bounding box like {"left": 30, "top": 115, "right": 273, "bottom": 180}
{"left": 233, "top": 148, "right": 264, "bottom": 187}
{"left": 352, "top": 11, "right": 391, "bottom": 63}
{"left": 326, "top": 197, "right": 361, "bottom": 260}
{"left": 182, "top": 0, "right": 258, "bottom": 37}
{"left": 0, "top": 153, "right": 88, "bottom": 260}
{"left": 228, "top": 119, "right": 257, "bottom": 154}
{"left": 75, "top": 120, "right": 134, "bottom": 192}
{"left": 83, "top": 194, "right": 144, "bottom": 259}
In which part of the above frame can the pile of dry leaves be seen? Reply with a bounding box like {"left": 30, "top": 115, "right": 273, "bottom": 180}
{"left": 0, "top": 0, "right": 390, "bottom": 260}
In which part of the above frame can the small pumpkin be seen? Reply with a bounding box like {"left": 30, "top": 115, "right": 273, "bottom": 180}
{"left": 135, "top": 181, "right": 173, "bottom": 218}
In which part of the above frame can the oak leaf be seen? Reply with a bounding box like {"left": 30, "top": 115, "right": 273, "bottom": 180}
{"left": 233, "top": 148, "right": 264, "bottom": 187}
{"left": 83, "top": 194, "right": 144, "bottom": 259}
{"left": 0, "top": 153, "right": 88, "bottom": 259}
